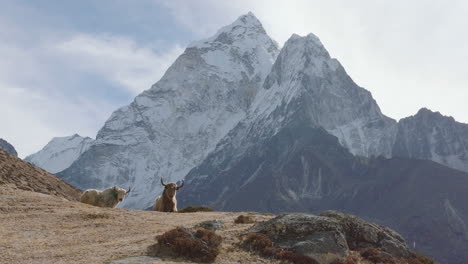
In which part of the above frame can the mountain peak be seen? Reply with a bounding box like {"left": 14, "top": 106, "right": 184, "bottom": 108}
{"left": 25, "top": 135, "right": 94, "bottom": 174}
{"left": 188, "top": 12, "right": 273, "bottom": 49}
{"left": 414, "top": 107, "right": 455, "bottom": 122}
{"left": 236, "top": 11, "right": 262, "bottom": 27}
{"left": 416, "top": 107, "right": 437, "bottom": 115}
{"left": 284, "top": 33, "right": 329, "bottom": 59}
{"left": 263, "top": 32, "right": 336, "bottom": 90}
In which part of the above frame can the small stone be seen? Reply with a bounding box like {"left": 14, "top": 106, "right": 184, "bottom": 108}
{"left": 196, "top": 219, "right": 225, "bottom": 230}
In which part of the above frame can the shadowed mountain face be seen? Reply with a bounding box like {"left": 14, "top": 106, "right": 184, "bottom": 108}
{"left": 393, "top": 108, "right": 468, "bottom": 173}
{"left": 0, "top": 139, "right": 17, "bottom": 157}
{"left": 179, "top": 122, "right": 468, "bottom": 264}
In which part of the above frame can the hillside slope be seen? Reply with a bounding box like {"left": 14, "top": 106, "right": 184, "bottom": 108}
{"left": 0, "top": 149, "right": 81, "bottom": 201}
{"left": 0, "top": 185, "right": 283, "bottom": 264}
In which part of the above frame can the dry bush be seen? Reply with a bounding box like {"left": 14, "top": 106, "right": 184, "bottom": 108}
{"left": 274, "top": 249, "right": 319, "bottom": 264}
{"left": 407, "top": 252, "right": 436, "bottom": 264}
{"left": 330, "top": 254, "right": 359, "bottom": 264}
{"left": 148, "top": 227, "right": 222, "bottom": 263}
{"left": 241, "top": 233, "right": 272, "bottom": 251}
{"left": 178, "top": 206, "right": 214, "bottom": 213}
{"left": 241, "top": 233, "right": 318, "bottom": 264}
{"left": 234, "top": 214, "right": 255, "bottom": 224}
{"left": 359, "top": 248, "right": 398, "bottom": 263}
{"left": 83, "top": 213, "right": 111, "bottom": 219}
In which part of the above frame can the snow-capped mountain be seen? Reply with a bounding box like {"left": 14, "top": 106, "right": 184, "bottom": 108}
{"left": 393, "top": 108, "right": 468, "bottom": 173}
{"left": 25, "top": 134, "right": 93, "bottom": 174}
{"left": 178, "top": 33, "right": 468, "bottom": 264}
{"left": 179, "top": 32, "right": 398, "bottom": 208}
{"left": 257, "top": 33, "right": 397, "bottom": 158}
{"left": 29, "top": 13, "right": 468, "bottom": 263}
{"left": 0, "top": 138, "right": 17, "bottom": 157}
{"left": 58, "top": 12, "right": 279, "bottom": 208}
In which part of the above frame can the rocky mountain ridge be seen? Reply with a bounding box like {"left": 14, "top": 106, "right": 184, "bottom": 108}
{"left": 0, "top": 138, "right": 17, "bottom": 157}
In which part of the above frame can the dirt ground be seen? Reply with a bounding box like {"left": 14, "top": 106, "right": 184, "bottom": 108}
{"left": 0, "top": 185, "right": 281, "bottom": 264}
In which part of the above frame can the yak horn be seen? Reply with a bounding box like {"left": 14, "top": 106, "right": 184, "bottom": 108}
{"left": 177, "top": 180, "right": 184, "bottom": 190}
{"left": 161, "top": 178, "right": 167, "bottom": 187}
{"left": 126, "top": 187, "right": 131, "bottom": 195}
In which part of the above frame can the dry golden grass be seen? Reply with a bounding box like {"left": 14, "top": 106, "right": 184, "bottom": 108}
{"left": 0, "top": 149, "right": 81, "bottom": 201}
{"left": 0, "top": 185, "right": 280, "bottom": 264}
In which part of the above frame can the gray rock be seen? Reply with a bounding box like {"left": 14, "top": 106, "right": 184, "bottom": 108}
{"left": 196, "top": 220, "right": 225, "bottom": 231}
{"left": 319, "top": 211, "right": 410, "bottom": 258}
{"left": 249, "top": 212, "right": 410, "bottom": 264}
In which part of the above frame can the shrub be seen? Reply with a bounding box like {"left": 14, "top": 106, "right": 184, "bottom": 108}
{"left": 241, "top": 233, "right": 272, "bottom": 251}
{"left": 359, "top": 248, "right": 397, "bottom": 263}
{"left": 330, "top": 254, "right": 359, "bottom": 264}
{"left": 178, "top": 206, "right": 214, "bottom": 213}
{"left": 407, "top": 252, "right": 436, "bottom": 264}
{"left": 148, "top": 227, "right": 222, "bottom": 263}
{"left": 241, "top": 232, "right": 319, "bottom": 264}
{"left": 234, "top": 214, "right": 255, "bottom": 224}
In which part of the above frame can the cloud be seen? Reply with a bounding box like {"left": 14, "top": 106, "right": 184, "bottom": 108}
{"left": 0, "top": 30, "right": 183, "bottom": 157}
{"left": 56, "top": 34, "right": 183, "bottom": 95}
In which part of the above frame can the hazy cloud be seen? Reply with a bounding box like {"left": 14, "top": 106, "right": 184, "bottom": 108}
{"left": 56, "top": 34, "right": 183, "bottom": 95}
{"left": 0, "top": 29, "right": 182, "bottom": 157}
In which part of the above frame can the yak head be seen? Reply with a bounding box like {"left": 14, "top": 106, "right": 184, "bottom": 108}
{"left": 112, "top": 186, "right": 131, "bottom": 202}
{"left": 161, "top": 178, "right": 184, "bottom": 199}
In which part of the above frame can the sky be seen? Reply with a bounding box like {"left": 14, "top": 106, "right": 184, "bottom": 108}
{"left": 1, "top": 0, "right": 467, "bottom": 158}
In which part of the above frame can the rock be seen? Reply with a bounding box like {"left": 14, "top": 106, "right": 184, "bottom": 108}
{"left": 196, "top": 220, "right": 225, "bottom": 231}
{"left": 249, "top": 211, "right": 410, "bottom": 264}
{"left": 319, "top": 211, "right": 410, "bottom": 258}
{"left": 290, "top": 231, "right": 348, "bottom": 264}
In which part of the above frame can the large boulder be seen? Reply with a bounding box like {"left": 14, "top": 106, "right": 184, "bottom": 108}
{"left": 248, "top": 211, "right": 410, "bottom": 264}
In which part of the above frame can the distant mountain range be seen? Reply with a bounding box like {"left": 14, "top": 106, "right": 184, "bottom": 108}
{"left": 25, "top": 12, "right": 468, "bottom": 264}
{"left": 25, "top": 134, "right": 93, "bottom": 174}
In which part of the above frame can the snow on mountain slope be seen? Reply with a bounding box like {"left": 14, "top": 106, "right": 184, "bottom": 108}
{"left": 181, "top": 33, "right": 398, "bottom": 200}
{"left": 58, "top": 12, "right": 279, "bottom": 209}
{"left": 241, "top": 33, "right": 396, "bottom": 158}
{"left": 25, "top": 134, "right": 93, "bottom": 174}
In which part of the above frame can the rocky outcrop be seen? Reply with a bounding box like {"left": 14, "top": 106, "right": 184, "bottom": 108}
{"left": 248, "top": 211, "right": 411, "bottom": 264}
{"left": 0, "top": 139, "right": 17, "bottom": 157}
